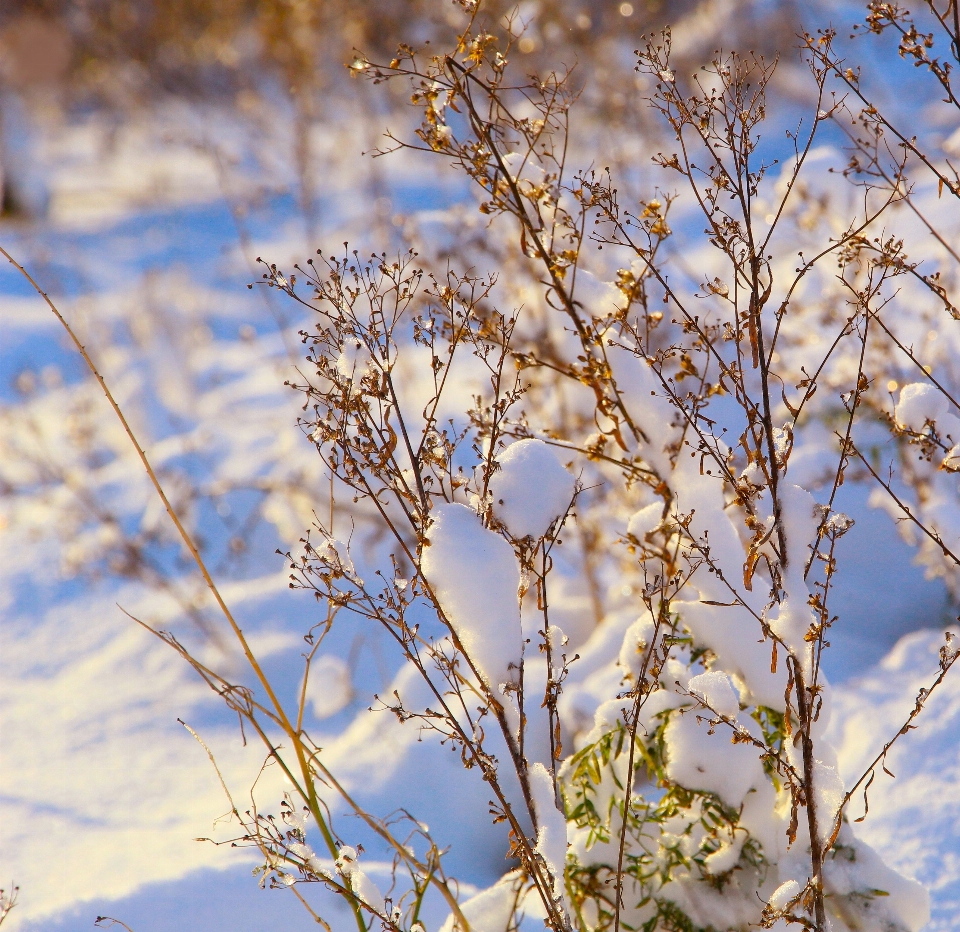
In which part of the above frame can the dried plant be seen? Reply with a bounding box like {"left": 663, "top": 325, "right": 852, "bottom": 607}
{"left": 3, "top": 3, "right": 960, "bottom": 932}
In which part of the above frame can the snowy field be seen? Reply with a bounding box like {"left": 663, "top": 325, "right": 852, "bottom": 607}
{"left": 1, "top": 50, "right": 959, "bottom": 932}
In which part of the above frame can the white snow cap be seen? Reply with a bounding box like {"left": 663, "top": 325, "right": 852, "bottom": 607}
{"left": 438, "top": 875, "right": 519, "bottom": 932}
{"left": 679, "top": 601, "right": 787, "bottom": 711}
{"left": 813, "top": 760, "right": 845, "bottom": 845}
{"left": 335, "top": 845, "right": 383, "bottom": 909}
{"left": 627, "top": 501, "right": 662, "bottom": 540}
{"left": 768, "top": 879, "right": 801, "bottom": 910}
{"left": 895, "top": 382, "right": 949, "bottom": 430}
{"left": 305, "top": 654, "right": 352, "bottom": 719}
{"left": 663, "top": 711, "right": 763, "bottom": 809}
{"left": 488, "top": 439, "right": 576, "bottom": 540}
{"left": 618, "top": 613, "right": 656, "bottom": 680}
{"left": 421, "top": 502, "right": 522, "bottom": 690}
{"left": 529, "top": 762, "right": 569, "bottom": 909}
{"left": 337, "top": 337, "right": 373, "bottom": 382}
{"left": 350, "top": 870, "right": 384, "bottom": 910}
{"left": 687, "top": 670, "right": 740, "bottom": 718}
{"left": 336, "top": 845, "right": 359, "bottom": 872}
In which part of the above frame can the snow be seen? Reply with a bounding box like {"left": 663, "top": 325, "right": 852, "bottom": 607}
{"left": 438, "top": 875, "right": 518, "bottom": 932}
{"left": 702, "top": 832, "right": 746, "bottom": 875}
{"left": 626, "top": 501, "right": 662, "bottom": 540}
{"left": 687, "top": 670, "right": 740, "bottom": 718}
{"left": 0, "top": 579, "right": 294, "bottom": 925}
{"left": 944, "top": 630, "right": 959, "bottom": 664}
{"left": 336, "top": 846, "right": 384, "bottom": 912}
{"left": 558, "top": 612, "right": 636, "bottom": 737}
{"left": 679, "top": 600, "right": 787, "bottom": 711}
{"left": 305, "top": 654, "right": 353, "bottom": 719}
{"left": 661, "top": 710, "right": 765, "bottom": 809}
{"left": 487, "top": 438, "right": 576, "bottom": 541}
{"left": 420, "top": 503, "right": 522, "bottom": 690}
{"left": 768, "top": 879, "right": 800, "bottom": 910}
{"left": 895, "top": 382, "right": 951, "bottom": 431}
{"left": 617, "top": 613, "right": 656, "bottom": 681}
{"left": 528, "top": 762, "right": 569, "bottom": 909}
{"left": 336, "top": 337, "right": 374, "bottom": 382}
{"left": 3, "top": 29, "right": 960, "bottom": 932}
{"left": 769, "top": 483, "right": 822, "bottom": 662}
{"left": 813, "top": 760, "right": 845, "bottom": 846}
{"left": 828, "top": 628, "right": 960, "bottom": 932}
{"left": 824, "top": 828, "right": 930, "bottom": 932}
{"left": 349, "top": 871, "right": 384, "bottom": 911}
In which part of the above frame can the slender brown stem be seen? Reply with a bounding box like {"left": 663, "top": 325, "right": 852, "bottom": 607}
{"left": 792, "top": 657, "right": 827, "bottom": 932}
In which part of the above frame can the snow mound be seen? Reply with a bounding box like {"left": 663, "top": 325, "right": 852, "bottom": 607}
{"left": 438, "top": 875, "right": 519, "bottom": 932}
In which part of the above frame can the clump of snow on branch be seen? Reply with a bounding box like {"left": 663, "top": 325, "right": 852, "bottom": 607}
{"left": 438, "top": 875, "right": 518, "bottom": 932}
{"left": 687, "top": 669, "right": 740, "bottom": 718}
{"left": 421, "top": 502, "right": 522, "bottom": 690}
{"left": 895, "top": 383, "right": 956, "bottom": 434}
{"left": 528, "top": 762, "right": 570, "bottom": 910}
{"left": 336, "top": 845, "right": 385, "bottom": 911}
{"left": 305, "top": 654, "right": 353, "bottom": 719}
{"left": 487, "top": 438, "right": 576, "bottom": 540}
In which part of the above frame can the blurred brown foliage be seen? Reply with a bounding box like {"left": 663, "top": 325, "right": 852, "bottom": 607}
{"left": 0, "top": 0, "right": 800, "bottom": 112}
